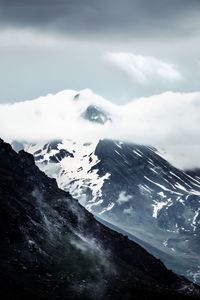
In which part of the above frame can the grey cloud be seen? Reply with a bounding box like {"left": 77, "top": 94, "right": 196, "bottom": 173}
{"left": 0, "top": 0, "right": 200, "bottom": 39}
{"left": 1, "top": 0, "right": 200, "bottom": 104}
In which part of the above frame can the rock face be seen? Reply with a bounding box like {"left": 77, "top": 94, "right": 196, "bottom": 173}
{"left": 0, "top": 138, "right": 199, "bottom": 300}
{"left": 82, "top": 105, "right": 111, "bottom": 124}
{"left": 24, "top": 139, "right": 200, "bottom": 284}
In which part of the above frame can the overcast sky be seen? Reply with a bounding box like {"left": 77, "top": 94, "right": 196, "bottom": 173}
{"left": 1, "top": 0, "right": 200, "bottom": 103}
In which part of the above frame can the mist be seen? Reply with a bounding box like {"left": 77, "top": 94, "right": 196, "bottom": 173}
{"left": 0, "top": 89, "right": 199, "bottom": 169}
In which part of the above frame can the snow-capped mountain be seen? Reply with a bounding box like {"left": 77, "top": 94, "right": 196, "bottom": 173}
{"left": 1, "top": 88, "right": 200, "bottom": 169}
{"left": 24, "top": 138, "right": 200, "bottom": 284}
{"left": 3, "top": 138, "right": 200, "bottom": 300}
{"left": 1, "top": 88, "right": 200, "bottom": 284}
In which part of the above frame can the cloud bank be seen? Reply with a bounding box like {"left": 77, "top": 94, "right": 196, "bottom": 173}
{"left": 1, "top": 0, "right": 200, "bottom": 40}
{"left": 0, "top": 89, "right": 200, "bottom": 170}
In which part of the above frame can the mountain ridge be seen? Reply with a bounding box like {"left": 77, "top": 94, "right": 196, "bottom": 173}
{"left": 1, "top": 138, "right": 199, "bottom": 299}
{"left": 23, "top": 138, "right": 200, "bottom": 284}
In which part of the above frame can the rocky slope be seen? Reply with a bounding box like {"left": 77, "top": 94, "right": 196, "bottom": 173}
{"left": 1, "top": 138, "right": 199, "bottom": 299}
{"left": 24, "top": 138, "right": 200, "bottom": 284}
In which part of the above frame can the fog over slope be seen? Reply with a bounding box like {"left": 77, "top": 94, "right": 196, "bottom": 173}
{"left": 0, "top": 89, "right": 199, "bottom": 169}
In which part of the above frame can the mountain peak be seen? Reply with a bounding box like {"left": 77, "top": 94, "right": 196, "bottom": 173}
{"left": 82, "top": 105, "right": 111, "bottom": 124}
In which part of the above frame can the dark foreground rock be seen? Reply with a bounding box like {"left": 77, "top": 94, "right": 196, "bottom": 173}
{"left": 0, "top": 139, "right": 199, "bottom": 300}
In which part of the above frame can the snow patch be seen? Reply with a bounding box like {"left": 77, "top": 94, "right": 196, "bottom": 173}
{"left": 99, "top": 203, "right": 115, "bottom": 215}
{"left": 152, "top": 198, "right": 172, "bottom": 218}
{"left": 27, "top": 139, "right": 111, "bottom": 209}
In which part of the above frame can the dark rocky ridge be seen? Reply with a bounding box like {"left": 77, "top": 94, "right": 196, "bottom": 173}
{"left": 0, "top": 138, "right": 199, "bottom": 299}
{"left": 186, "top": 168, "right": 200, "bottom": 181}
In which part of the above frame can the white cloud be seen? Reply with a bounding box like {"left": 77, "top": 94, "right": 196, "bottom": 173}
{"left": 117, "top": 191, "right": 132, "bottom": 205}
{"left": 123, "top": 206, "right": 134, "bottom": 216}
{"left": 105, "top": 52, "right": 183, "bottom": 84}
{"left": 0, "top": 89, "right": 200, "bottom": 169}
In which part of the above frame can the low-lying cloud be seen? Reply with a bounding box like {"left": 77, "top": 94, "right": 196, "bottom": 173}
{"left": 0, "top": 89, "right": 200, "bottom": 169}
{"left": 117, "top": 191, "right": 132, "bottom": 205}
